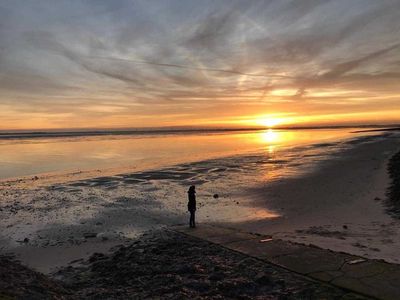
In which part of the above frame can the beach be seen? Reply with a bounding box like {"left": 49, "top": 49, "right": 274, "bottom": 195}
{"left": 0, "top": 128, "right": 400, "bottom": 298}
{"left": 2, "top": 1, "right": 400, "bottom": 298}
{"left": 228, "top": 132, "right": 400, "bottom": 263}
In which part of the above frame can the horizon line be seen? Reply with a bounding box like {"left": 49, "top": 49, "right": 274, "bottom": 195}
{"left": 0, "top": 124, "right": 400, "bottom": 137}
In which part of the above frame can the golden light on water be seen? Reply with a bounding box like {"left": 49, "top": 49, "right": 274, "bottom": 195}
{"left": 260, "top": 129, "right": 280, "bottom": 143}
{"left": 258, "top": 129, "right": 297, "bottom": 148}
{"left": 241, "top": 129, "right": 293, "bottom": 150}
{"left": 246, "top": 127, "right": 362, "bottom": 154}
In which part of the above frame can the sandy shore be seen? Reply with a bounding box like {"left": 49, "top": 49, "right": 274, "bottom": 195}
{"left": 229, "top": 132, "right": 400, "bottom": 263}
{"left": 0, "top": 131, "right": 400, "bottom": 274}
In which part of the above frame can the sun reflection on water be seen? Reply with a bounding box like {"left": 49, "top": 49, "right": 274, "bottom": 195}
{"left": 257, "top": 129, "right": 296, "bottom": 152}
{"left": 260, "top": 129, "right": 279, "bottom": 144}
{"left": 0, "top": 128, "right": 370, "bottom": 180}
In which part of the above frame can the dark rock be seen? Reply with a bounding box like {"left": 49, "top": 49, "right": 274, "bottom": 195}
{"left": 213, "top": 194, "right": 219, "bottom": 199}
{"left": 173, "top": 264, "right": 193, "bottom": 274}
{"left": 89, "top": 252, "right": 107, "bottom": 263}
{"left": 255, "top": 272, "right": 274, "bottom": 286}
{"left": 83, "top": 232, "right": 97, "bottom": 239}
{"left": 208, "top": 272, "right": 224, "bottom": 281}
{"left": 185, "top": 281, "right": 210, "bottom": 292}
{"left": 276, "top": 279, "right": 286, "bottom": 287}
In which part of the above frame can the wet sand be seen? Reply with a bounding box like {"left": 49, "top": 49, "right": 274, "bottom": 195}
{"left": 230, "top": 133, "right": 400, "bottom": 263}
{"left": 0, "top": 131, "right": 400, "bottom": 274}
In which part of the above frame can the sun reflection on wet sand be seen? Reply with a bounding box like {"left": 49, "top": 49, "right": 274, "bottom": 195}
{"left": 267, "top": 145, "right": 275, "bottom": 154}
{"left": 206, "top": 203, "right": 281, "bottom": 223}
{"left": 250, "top": 208, "right": 281, "bottom": 220}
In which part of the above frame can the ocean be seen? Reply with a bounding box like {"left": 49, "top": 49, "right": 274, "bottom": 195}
{"left": 0, "top": 127, "right": 383, "bottom": 180}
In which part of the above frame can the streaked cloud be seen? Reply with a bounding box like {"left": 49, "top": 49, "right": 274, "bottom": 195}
{"left": 0, "top": 0, "right": 399, "bottom": 129}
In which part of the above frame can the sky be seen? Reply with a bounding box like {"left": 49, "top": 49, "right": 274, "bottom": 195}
{"left": 0, "top": 0, "right": 400, "bottom": 130}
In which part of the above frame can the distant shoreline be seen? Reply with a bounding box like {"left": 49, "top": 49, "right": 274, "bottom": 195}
{"left": 351, "top": 127, "right": 400, "bottom": 133}
{"left": 0, "top": 127, "right": 265, "bottom": 140}
{"left": 0, "top": 124, "right": 399, "bottom": 140}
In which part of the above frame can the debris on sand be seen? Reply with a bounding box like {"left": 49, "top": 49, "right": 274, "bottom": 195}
{"left": 83, "top": 232, "right": 97, "bottom": 239}
{"left": 347, "top": 258, "right": 367, "bottom": 265}
{"left": 260, "top": 238, "right": 273, "bottom": 243}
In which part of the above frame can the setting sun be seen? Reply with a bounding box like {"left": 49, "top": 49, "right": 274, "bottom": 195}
{"left": 249, "top": 115, "right": 293, "bottom": 128}
{"left": 259, "top": 118, "right": 284, "bottom": 128}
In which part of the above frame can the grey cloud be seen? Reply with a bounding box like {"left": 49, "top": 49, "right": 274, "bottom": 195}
{"left": 321, "top": 43, "right": 400, "bottom": 79}
{"left": 289, "top": 44, "right": 400, "bottom": 95}
{"left": 0, "top": 0, "right": 400, "bottom": 127}
{"left": 184, "top": 11, "right": 239, "bottom": 51}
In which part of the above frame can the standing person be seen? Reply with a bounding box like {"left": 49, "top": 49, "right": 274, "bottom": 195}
{"left": 187, "top": 185, "right": 196, "bottom": 228}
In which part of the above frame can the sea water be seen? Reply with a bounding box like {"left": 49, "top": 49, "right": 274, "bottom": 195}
{"left": 0, "top": 127, "right": 384, "bottom": 180}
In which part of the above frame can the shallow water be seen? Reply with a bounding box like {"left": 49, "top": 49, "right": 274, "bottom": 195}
{"left": 0, "top": 128, "right": 382, "bottom": 179}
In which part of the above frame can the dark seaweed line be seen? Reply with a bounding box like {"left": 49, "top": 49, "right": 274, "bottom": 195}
{"left": 386, "top": 150, "right": 400, "bottom": 218}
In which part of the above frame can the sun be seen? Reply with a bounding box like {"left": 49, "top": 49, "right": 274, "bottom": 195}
{"left": 258, "top": 118, "right": 284, "bottom": 128}
{"left": 235, "top": 114, "right": 293, "bottom": 128}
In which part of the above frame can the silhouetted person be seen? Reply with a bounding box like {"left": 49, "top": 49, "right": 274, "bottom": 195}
{"left": 188, "top": 185, "right": 196, "bottom": 228}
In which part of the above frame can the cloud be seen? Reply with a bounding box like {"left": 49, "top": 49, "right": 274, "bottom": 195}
{"left": 0, "top": 0, "right": 399, "bottom": 128}
{"left": 321, "top": 43, "right": 400, "bottom": 79}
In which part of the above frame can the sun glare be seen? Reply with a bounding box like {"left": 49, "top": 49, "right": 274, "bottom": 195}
{"left": 260, "top": 129, "right": 279, "bottom": 143}
{"left": 255, "top": 116, "right": 289, "bottom": 128}
{"left": 260, "top": 119, "right": 281, "bottom": 128}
